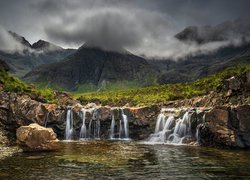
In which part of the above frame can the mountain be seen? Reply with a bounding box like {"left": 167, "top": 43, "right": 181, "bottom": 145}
{"left": 24, "top": 46, "right": 159, "bottom": 91}
{"left": 0, "top": 32, "right": 76, "bottom": 77}
{"left": 0, "top": 59, "right": 10, "bottom": 71}
{"left": 175, "top": 19, "right": 250, "bottom": 44}
{"left": 31, "top": 40, "right": 63, "bottom": 52}
{"left": 148, "top": 42, "right": 250, "bottom": 84}
{"left": 8, "top": 31, "right": 32, "bottom": 48}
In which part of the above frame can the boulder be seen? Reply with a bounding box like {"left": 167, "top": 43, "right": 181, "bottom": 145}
{"left": 16, "top": 123, "right": 60, "bottom": 151}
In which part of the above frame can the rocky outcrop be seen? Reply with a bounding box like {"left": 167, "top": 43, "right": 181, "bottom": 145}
{"left": 16, "top": 123, "right": 60, "bottom": 151}
{"left": 0, "top": 90, "right": 161, "bottom": 142}
{"left": 164, "top": 70, "right": 250, "bottom": 108}
{"left": 0, "top": 91, "right": 65, "bottom": 144}
{"left": 199, "top": 105, "right": 250, "bottom": 148}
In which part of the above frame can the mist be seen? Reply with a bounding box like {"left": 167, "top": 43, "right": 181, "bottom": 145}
{"left": 43, "top": 6, "right": 250, "bottom": 59}
{"left": 0, "top": 0, "right": 250, "bottom": 59}
{"left": 0, "top": 26, "right": 27, "bottom": 52}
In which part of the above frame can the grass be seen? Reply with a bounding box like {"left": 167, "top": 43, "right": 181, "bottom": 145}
{"left": 0, "top": 68, "right": 56, "bottom": 103}
{"left": 76, "top": 64, "right": 250, "bottom": 106}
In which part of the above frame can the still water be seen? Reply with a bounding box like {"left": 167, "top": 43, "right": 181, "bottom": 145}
{"left": 0, "top": 141, "right": 249, "bottom": 179}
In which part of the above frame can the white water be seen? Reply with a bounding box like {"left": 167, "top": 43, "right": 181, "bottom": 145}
{"left": 121, "top": 109, "right": 129, "bottom": 139}
{"left": 110, "top": 108, "right": 130, "bottom": 140}
{"left": 65, "top": 107, "right": 74, "bottom": 140}
{"left": 110, "top": 111, "right": 115, "bottom": 139}
{"left": 148, "top": 109, "right": 199, "bottom": 145}
{"left": 79, "top": 108, "right": 87, "bottom": 139}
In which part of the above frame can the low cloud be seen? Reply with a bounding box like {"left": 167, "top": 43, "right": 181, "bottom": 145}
{"left": 44, "top": 6, "right": 250, "bottom": 59}
{"left": 1, "top": 0, "right": 250, "bottom": 59}
{"left": 0, "top": 26, "right": 27, "bottom": 52}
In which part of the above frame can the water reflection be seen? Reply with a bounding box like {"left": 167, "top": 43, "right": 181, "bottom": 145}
{"left": 0, "top": 141, "right": 249, "bottom": 179}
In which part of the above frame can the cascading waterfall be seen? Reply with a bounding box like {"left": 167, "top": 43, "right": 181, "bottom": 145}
{"left": 109, "top": 108, "right": 130, "bottom": 140}
{"left": 65, "top": 107, "right": 74, "bottom": 140}
{"left": 167, "top": 112, "right": 192, "bottom": 144}
{"left": 79, "top": 108, "right": 87, "bottom": 139}
{"left": 149, "top": 108, "right": 203, "bottom": 145}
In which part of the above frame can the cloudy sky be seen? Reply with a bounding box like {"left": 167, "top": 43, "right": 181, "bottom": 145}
{"left": 0, "top": 0, "right": 250, "bottom": 58}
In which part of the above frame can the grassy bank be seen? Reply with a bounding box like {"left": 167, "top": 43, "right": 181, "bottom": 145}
{"left": 75, "top": 65, "right": 250, "bottom": 106}
{"left": 0, "top": 68, "right": 56, "bottom": 103}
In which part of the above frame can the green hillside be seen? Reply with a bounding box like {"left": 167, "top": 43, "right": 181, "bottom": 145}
{"left": 76, "top": 64, "right": 250, "bottom": 106}
{"left": 0, "top": 68, "right": 55, "bottom": 103}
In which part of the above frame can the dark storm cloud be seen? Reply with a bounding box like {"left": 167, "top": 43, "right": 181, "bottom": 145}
{"left": 0, "top": 0, "right": 250, "bottom": 57}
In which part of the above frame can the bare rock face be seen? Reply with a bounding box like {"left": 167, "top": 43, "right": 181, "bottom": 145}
{"left": 16, "top": 123, "right": 60, "bottom": 151}
{"left": 199, "top": 105, "right": 250, "bottom": 148}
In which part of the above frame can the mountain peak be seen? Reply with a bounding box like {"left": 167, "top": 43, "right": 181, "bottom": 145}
{"left": 80, "top": 41, "right": 130, "bottom": 54}
{"left": 8, "top": 31, "right": 32, "bottom": 48}
{"left": 31, "top": 40, "right": 63, "bottom": 52}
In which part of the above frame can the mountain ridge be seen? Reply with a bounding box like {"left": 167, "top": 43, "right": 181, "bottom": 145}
{"left": 24, "top": 46, "right": 159, "bottom": 91}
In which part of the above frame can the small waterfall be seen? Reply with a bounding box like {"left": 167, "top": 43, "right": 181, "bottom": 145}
{"left": 79, "top": 108, "right": 87, "bottom": 139}
{"left": 167, "top": 112, "right": 192, "bottom": 144}
{"left": 121, "top": 109, "right": 129, "bottom": 139}
{"left": 65, "top": 107, "right": 74, "bottom": 140}
{"left": 149, "top": 115, "right": 175, "bottom": 143}
{"left": 109, "top": 108, "right": 130, "bottom": 140}
{"left": 44, "top": 112, "right": 49, "bottom": 128}
{"left": 110, "top": 111, "right": 115, "bottom": 139}
{"left": 148, "top": 108, "right": 204, "bottom": 145}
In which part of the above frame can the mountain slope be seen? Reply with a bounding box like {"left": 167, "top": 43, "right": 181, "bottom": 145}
{"left": 148, "top": 42, "right": 250, "bottom": 85}
{"left": 24, "top": 47, "right": 159, "bottom": 91}
{"left": 0, "top": 32, "right": 76, "bottom": 77}
{"left": 76, "top": 64, "right": 250, "bottom": 106}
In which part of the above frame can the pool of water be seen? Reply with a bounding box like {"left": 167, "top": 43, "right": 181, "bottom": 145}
{"left": 0, "top": 141, "right": 249, "bottom": 179}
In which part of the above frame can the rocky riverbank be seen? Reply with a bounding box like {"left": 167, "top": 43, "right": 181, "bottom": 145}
{"left": 0, "top": 72, "right": 250, "bottom": 151}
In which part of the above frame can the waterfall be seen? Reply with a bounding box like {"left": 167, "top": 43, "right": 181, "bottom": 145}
{"left": 65, "top": 107, "right": 74, "bottom": 140}
{"left": 79, "top": 108, "right": 87, "bottom": 139}
{"left": 44, "top": 112, "right": 49, "bottom": 127}
{"left": 167, "top": 112, "right": 192, "bottom": 144}
{"left": 121, "top": 109, "right": 129, "bottom": 139}
{"left": 109, "top": 108, "right": 130, "bottom": 140}
{"left": 149, "top": 115, "right": 175, "bottom": 143}
{"left": 148, "top": 108, "right": 203, "bottom": 145}
{"left": 110, "top": 111, "right": 115, "bottom": 139}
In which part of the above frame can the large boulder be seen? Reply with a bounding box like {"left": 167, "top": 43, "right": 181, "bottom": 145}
{"left": 16, "top": 123, "right": 60, "bottom": 151}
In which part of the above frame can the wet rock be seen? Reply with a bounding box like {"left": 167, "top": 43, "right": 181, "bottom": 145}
{"left": 16, "top": 123, "right": 60, "bottom": 151}
{"left": 235, "top": 105, "right": 250, "bottom": 132}
{"left": 200, "top": 106, "right": 250, "bottom": 148}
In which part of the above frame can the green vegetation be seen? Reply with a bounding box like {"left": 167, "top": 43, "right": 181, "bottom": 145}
{"left": 0, "top": 68, "right": 56, "bottom": 103}
{"left": 75, "top": 81, "right": 144, "bottom": 93}
{"left": 76, "top": 65, "right": 250, "bottom": 106}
